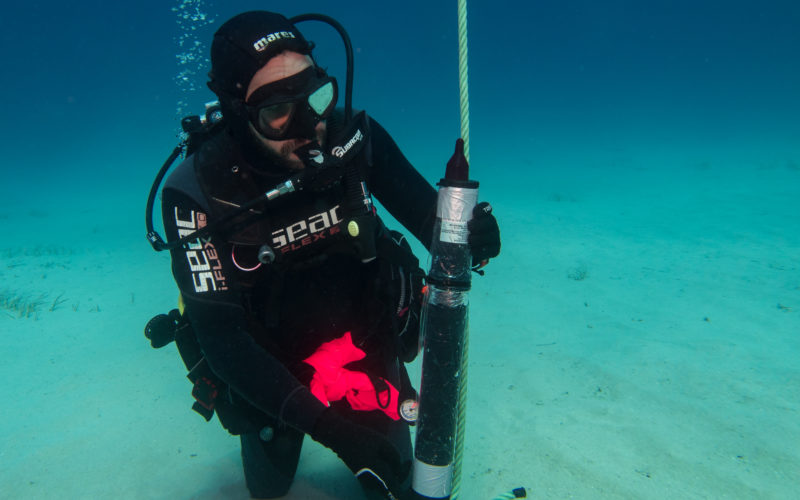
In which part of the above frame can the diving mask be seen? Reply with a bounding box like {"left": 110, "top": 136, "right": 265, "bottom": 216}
{"left": 245, "top": 66, "right": 338, "bottom": 140}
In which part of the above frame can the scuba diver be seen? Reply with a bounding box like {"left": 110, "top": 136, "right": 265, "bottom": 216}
{"left": 146, "top": 10, "right": 500, "bottom": 500}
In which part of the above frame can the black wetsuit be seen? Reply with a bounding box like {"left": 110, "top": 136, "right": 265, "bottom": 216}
{"left": 162, "top": 111, "right": 436, "bottom": 496}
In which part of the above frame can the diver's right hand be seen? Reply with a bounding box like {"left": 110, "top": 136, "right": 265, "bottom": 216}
{"left": 310, "top": 407, "right": 410, "bottom": 498}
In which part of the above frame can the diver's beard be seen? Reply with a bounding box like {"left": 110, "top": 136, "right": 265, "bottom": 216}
{"left": 259, "top": 138, "right": 306, "bottom": 171}
{"left": 247, "top": 122, "right": 325, "bottom": 172}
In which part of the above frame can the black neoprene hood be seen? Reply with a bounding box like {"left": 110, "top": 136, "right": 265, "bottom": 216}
{"left": 209, "top": 11, "right": 314, "bottom": 98}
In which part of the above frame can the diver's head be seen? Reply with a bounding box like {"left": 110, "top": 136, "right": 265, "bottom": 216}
{"left": 208, "top": 11, "right": 337, "bottom": 171}
{"left": 243, "top": 51, "right": 333, "bottom": 171}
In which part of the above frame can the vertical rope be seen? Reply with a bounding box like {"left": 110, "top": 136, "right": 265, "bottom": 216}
{"left": 457, "top": 0, "right": 471, "bottom": 163}
{"left": 452, "top": 1, "right": 470, "bottom": 498}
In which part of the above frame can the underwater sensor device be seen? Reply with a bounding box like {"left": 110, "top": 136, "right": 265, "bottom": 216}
{"left": 412, "top": 139, "right": 478, "bottom": 500}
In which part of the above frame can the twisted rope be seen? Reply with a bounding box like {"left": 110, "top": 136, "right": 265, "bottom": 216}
{"left": 457, "top": 0, "right": 471, "bottom": 163}
{"left": 452, "top": 1, "right": 471, "bottom": 498}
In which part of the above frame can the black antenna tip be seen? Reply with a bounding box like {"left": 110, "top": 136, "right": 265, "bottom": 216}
{"left": 445, "top": 138, "right": 469, "bottom": 181}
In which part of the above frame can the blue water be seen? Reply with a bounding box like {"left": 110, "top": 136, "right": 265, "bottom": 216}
{"left": 2, "top": 1, "right": 798, "bottom": 186}
{"left": 1, "top": 1, "right": 798, "bottom": 498}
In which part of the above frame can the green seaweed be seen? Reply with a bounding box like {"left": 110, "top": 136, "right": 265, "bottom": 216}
{"left": 0, "top": 289, "right": 48, "bottom": 319}
{"left": 49, "top": 293, "right": 68, "bottom": 312}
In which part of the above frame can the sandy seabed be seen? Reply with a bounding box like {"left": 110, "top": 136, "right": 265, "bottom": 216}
{"left": 1, "top": 152, "right": 798, "bottom": 499}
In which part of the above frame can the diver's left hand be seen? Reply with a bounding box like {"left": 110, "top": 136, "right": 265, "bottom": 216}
{"left": 468, "top": 201, "right": 500, "bottom": 268}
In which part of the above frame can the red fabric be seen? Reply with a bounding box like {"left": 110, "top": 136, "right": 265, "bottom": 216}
{"left": 304, "top": 332, "right": 400, "bottom": 420}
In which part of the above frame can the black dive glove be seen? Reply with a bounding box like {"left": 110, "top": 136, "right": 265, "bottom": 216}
{"left": 310, "top": 407, "right": 410, "bottom": 498}
{"left": 468, "top": 201, "right": 501, "bottom": 267}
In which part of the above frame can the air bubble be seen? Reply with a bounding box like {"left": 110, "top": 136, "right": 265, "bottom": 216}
{"left": 173, "top": 0, "right": 216, "bottom": 121}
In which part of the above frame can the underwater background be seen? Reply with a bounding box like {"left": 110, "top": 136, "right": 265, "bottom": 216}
{"left": 1, "top": 0, "right": 798, "bottom": 498}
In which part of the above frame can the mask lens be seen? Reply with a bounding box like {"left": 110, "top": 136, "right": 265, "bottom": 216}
{"left": 308, "top": 81, "right": 335, "bottom": 116}
{"left": 257, "top": 101, "right": 295, "bottom": 136}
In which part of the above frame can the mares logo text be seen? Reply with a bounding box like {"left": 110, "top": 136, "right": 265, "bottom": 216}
{"left": 272, "top": 205, "right": 342, "bottom": 254}
{"left": 253, "top": 31, "right": 296, "bottom": 52}
{"left": 174, "top": 208, "right": 228, "bottom": 293}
